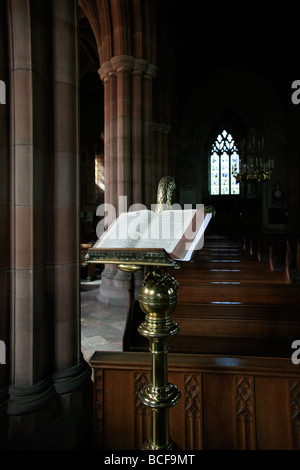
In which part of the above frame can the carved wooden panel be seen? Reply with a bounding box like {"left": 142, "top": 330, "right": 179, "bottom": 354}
{"left": 93, "top": 368, "right": 103, "bottom": 449}
{"left": 134, "top": 372, "right": 151, "bottom": 449}
{"left": 290, "top": 380, "right": 300, "bottom": 449}
{"left": 235, "top": 376, "right": 255, "bottom": 449}
{"left": 184, "top": 374, "right": 202, "bottom": 450}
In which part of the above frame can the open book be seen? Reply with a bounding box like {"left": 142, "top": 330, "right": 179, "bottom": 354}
{"left": 91, "top": 206, "right": 212, "bottom": 262}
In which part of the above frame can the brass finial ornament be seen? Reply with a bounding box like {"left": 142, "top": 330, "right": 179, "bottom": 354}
{"left": 204, "top": 205, "right": 217, "bottom": 217}
{"left": 155, "top": 175, "right": 176, "bottom": 213}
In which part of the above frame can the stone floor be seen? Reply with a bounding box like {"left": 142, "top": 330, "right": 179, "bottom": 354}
{"left": 80, "top": 279, "right": 127, "bottom": 362}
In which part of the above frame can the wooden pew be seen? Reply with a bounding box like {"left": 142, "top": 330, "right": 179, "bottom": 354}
{"left": 123, "top": 237, "right": 300, "bottom": 358}
{"left": 176, "top": 281, "right": 300, "bottom": 305}
{"left": 170, "top": 260, "right": 289, "bottom": 284}
{"left": 172, "top": 240, "right": 300, "bottom": 356}
{"left": 244, "top": 233, "right": 300, "bottom": 283}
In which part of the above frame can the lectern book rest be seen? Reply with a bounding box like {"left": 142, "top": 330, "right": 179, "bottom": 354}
{"left": 87, "top": 206, "right": 212, "bottom": 266}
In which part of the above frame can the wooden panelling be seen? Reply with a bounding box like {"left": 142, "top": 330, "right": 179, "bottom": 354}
{"left": 90, "top": 351, "right": 300, "bottom": 450}
{"left": 103, "top": 370, "right": 137, "bottom": 450}
{"left": 255, "top": 376, "right": 292, "bottom": 450}
{"left": 290, "top": 380, "right": 300, "bottom": 449}
{"left": 134, "top": 372, "right": 151, "bottom": 449}
{"left": 168, "top": 372, "right": 203, "bottom": 450}
{"left": 202, "top": 374, "right": 237, "bottom": 449}
{"left": 236, "top": 376, "right": 255, "bottom": 450}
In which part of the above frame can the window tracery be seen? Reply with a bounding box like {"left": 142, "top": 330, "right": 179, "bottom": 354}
{"left": 210, "top": 129, "right": 240, "bottom": 195}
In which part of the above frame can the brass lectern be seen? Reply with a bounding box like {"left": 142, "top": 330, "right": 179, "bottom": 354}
{"left": 87, "top": 176, "right": 214, "bottom": 450}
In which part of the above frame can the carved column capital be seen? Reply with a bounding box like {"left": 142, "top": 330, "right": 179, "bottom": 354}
{"left": 98, "top": 60, "right": 116, "bottom": 83}
{"left": 144, "top": 63, "right": 158, "bottom": 81}
{"left": 111, "top": 54, "right": 135, "bottom": 73}
{"left": 133, "top": 58, "right": 148, "bottom": 76}
{"left": 99, "top": 56, "right": 157, "bottom": 81}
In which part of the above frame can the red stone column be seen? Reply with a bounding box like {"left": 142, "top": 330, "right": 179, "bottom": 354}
{"left": 98, "top": 61, "right": 118, "bottom": 302}
{"left": 111, "top": 55, "right": 135, "bottom": 213}
{"left": 99, "top": 60, "right": 117, "bottom": 222}
{"left": 0, "top": 0, "right": 9, "bottom": 431}
{"left": 111, "top": 56, "right": 136, "bottom": 290}
{"left": 50, "top": 0, "right": 91, "bottom": 408}
{"left": 7, "top": 0, "right": 57, "bottom": 432}
{"left": 6, "top": 1, "right": 91, "bottom": 438}
{"left": 132, "top": 58, "right": 148, "bottom": 204}
{"left": 97, "top": 55, "right": 158, "bottom": 304}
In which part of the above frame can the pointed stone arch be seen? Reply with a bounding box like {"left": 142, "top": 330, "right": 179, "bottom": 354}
{"left": 78, "top": 0, "right": 156, "bottom": 66}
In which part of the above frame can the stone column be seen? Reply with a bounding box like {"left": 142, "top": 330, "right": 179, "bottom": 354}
{"left": 132, "top": 59, "right": 148, "bottom": 204}
{"left": 50, "top": 0, "right": 91, "bottom": 410}
{"left": 97, "top": 61, "right": 120, "bottom": 304}
{"left": 0, "top": 0, "right": 9, "bottom": 437}
{"left": 111, "top": 55, "right": 135, "bottom": 291}
{"left": 111, "top": 55, "right": 135, "bottom": 212}
{"left": 7, "top": 0, "right": 57, "bottom": 434}
{"left": 3, "top": 0, "right": 91, "bottom": 447}
{"left": 97, "top": 56, "right": 157, "bottom": 305}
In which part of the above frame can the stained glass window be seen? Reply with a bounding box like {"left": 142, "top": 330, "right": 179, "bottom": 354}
{"left": 210, "top": 130, "right": 240, "bottom": 195}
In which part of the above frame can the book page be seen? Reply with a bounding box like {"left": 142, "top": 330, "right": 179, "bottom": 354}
{"left": 180, "top": 212, "right": 212, "bottom": 261}
{"left": 93, "top": 210, "right": 154, "bottom": 249}
{"left": 135, "top": 209, "right": 196, "bottom": 251}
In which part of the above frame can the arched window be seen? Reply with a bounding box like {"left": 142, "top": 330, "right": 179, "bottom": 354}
{"left": 210, "top": 129, "right": 240, "bottom": 195}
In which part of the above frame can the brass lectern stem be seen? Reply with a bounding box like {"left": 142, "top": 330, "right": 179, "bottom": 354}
{"left": 138, "top": 267, "right": 181, "bottom": 450}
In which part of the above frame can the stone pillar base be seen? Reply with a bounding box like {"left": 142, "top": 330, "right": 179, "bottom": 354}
{"left": 52, "top": 356, "right": 92, "bottom": 411}
{"left": 97, "top": 280, "right": 129, "bottom": 306}
{"left": 0, "top": 386, "right": 9, "bottom": 441}
{"left": 98, "top": 266, "right": 144, "bottom": 306}
{"left": 0, "top": 409, "right": 92, "bottom": 450}
{"left": 1, "top": 358, "right": 93, "bottom": 449}
{"left": 97, "top": 265, "right": 128, "bottom": 306}
{"left": 7, "top": 379, "right": 57, "bottom": 438}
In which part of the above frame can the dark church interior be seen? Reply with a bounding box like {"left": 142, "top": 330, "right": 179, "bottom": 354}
{"left": 1, "top": 0, "right": 300, "bottom": 452}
